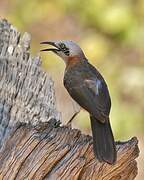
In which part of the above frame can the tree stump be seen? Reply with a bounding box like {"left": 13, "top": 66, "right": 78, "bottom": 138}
{"left": 0, "top": 19, "right": 139, "bottom": 180}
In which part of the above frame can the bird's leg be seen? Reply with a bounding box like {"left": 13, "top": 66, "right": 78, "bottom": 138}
{"left": 66, "top": 100, "right": 81, "bottom": 128}
{"left": 67, "top": 111, "right": 79, "bottom": 125}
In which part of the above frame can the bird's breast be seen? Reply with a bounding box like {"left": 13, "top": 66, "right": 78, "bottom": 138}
{"left": 64, "top": 66, "right": 83, "bottom": 89}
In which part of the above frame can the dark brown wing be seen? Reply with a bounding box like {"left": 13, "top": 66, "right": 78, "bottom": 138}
{"left": 65, "top": 77, "right": 111, "bottom": 123}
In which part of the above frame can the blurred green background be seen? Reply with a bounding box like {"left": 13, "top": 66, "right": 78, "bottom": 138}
{"left": 1, "top": 0, "right": 144, "bottom": 179}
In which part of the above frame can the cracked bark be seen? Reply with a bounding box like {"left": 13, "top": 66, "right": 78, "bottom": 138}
{"left": 0, "top": 19, "right": 139, "bottom": 180}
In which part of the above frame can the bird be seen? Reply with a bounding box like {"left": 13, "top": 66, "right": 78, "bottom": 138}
{"left": 40, "top": 40, "right": 117, "bottom": 164}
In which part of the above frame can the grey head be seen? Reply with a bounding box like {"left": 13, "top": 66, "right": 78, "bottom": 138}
{"left": 40, "top": 40, "right": 85, "bottom": 63}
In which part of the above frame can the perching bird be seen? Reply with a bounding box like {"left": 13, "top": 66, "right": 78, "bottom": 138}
{"left": 40, "top": 40, "right": 116, "bottom": 164}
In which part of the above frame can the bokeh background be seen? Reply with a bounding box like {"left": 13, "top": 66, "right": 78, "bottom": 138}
{"left": 1, "top": 0, "right": 144, "bottom": 179}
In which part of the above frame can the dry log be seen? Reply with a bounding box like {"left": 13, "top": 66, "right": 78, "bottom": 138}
{"left": 0, "top": 19, "right": 139, "bottom": 180}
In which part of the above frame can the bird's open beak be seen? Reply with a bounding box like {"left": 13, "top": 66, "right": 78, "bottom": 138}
{"left": 40, "top": 41, "right": 60, "bottom": 53}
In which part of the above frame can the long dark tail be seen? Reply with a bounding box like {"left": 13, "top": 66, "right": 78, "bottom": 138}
{"left": 90, "top": 115, "right": 116, "bottom": 164}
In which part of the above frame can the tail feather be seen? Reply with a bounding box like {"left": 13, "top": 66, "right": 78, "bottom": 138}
{"left": 90, "top": 115, "right": 116, "bottom": 164}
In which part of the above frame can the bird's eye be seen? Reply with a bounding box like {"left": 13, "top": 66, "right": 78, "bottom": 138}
{"left": 59, "top": 43, "right": 70, "bottom": 56}
{"left": 59, "top": 43, "right": 66, "bottom": 49}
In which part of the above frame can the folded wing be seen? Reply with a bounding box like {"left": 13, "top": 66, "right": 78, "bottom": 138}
{"left": 66, "top": 78, "right": 111, "bottom": 123}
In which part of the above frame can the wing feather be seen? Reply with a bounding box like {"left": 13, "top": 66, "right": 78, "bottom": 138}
{"left": 66, "top": 78, "right": 111, "bottom": 123}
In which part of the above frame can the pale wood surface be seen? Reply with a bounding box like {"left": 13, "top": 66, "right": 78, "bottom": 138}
{"left": 0, "top": 19, "right": 139, "bottom": 180}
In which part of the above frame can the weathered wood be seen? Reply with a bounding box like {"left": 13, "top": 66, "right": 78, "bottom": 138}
{"left": 0, "top": 19, "right": 139, "bottom": 180}
{"left": 0, "top": 19, "right": 60, "bottom": 145}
